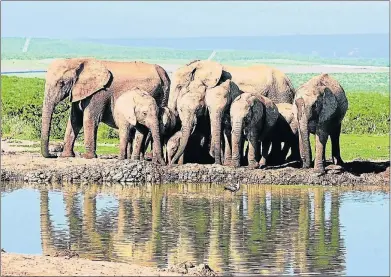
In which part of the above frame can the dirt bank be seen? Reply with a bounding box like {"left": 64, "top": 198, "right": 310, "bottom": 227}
{"left": 1, "top": 141, "right": 389, "bottom": 186}
{"left": 1, "top": 253, "right": 216, "bottom": 276}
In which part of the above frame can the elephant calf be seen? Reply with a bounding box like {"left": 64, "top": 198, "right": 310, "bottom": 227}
{"left": 266, "top": 103, "right": 300, "bottom": 166}
{"left": 166, "top": 131, "right": 214, "bottom": 165}
{"left": 230, "top": 93, "right": 279, "bottom": 168}
{"left": 293, "top": 73, "right": 348, "bottom": 173}
{"left": 114, "top": 88, "right": 165, "bottom": 164}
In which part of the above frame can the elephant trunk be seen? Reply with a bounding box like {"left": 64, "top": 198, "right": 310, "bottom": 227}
{"left": 170, "top": 124, "right": 191, "bottom": 165}
{"left": 298, "top": 118, "right": 312, "bottom": 168}
{"left": 231, "top": 117, "right": 244, "bottom": 167}
{"left": 41, "top": 97, "right": 56, "bottom": 158}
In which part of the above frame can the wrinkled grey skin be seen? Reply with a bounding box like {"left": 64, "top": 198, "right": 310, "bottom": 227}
{"left": 114, "top": 89, "right": 165, "bottom": 164}
{"left": 41, "top": 58, "right": 171, "bottom": 159}
{"left": 293, "top": 73, "right": 348, "bottom": 173}
{"left": 230, "top": 93, "right": 279, "bottom": 168}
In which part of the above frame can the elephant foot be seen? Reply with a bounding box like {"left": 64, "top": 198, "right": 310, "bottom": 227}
{"left": 152, "top": 157, "right": 166, "bottom": 165}
{"left": 326, "top": 164, "right": 344, "bottom": 175}
{"left": 313, "top": 167, "right": 326, "bottom": 176}
{"left": 248, "top": 161, "right": 259, "bottom": 169}
{"left": 118, "top": 155, "right": 126, "bottom": 160}
{"left": 60, "top": 151, "right": 75, "bottom": 158}
{"left": 81, "top": 152, "right": 97, "bottom": 159}
{"left": 223, "top": 159, "right": 232, "bottom": 167}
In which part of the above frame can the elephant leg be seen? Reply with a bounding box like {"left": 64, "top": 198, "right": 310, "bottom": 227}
{"left": 126, "top": 129, "right": 135, "bottom": 159}
{"left": 259, "top": 139, "right": 271, "bottom": 169}
{"left": 223, "top": 129, "right": 232, "bottom": 166}
{"left": 178, "top": 154, "right": 184, "bottom": 165}
{"left": 132, "top": 130, "right": 146, "bottom": 161}
{"left": 61, "top": 104, "right": 82, "bottom": 158}
{"left": 118, "top": 124, "right": 131, "bottom": 160}
{"left": 247, "top": 133, "right": 260, "bottom": 169}
{"left": 314, "top": 128, "right": 328, "bottom": 173}
{"left": 131, "top": 130, "right": 145, "bottom": 161}
{"left": 331, "top": 123, "right": 344, "bottom": 166}
{"left": 81, "top": 108, "right": 99, "bottom": 159}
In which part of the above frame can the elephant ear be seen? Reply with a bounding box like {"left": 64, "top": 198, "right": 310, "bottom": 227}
{"left": 194, "top": 60, "right": 223, "bottom": 88}
{"left": 259, "top": 96, "right": 279, "bottom": 129}
{"left": 319, "top": 86, "right": 337, "bottom": 123}
{"left": 71, "top": 59, "right": 111, "bottom": 102}
{"left": 116, "top": 93, "right": 137, "bottom": 126}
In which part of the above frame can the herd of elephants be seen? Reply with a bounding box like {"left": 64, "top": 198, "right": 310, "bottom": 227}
{"left": 40, "top": 58, "right": 348, "bottom": 174}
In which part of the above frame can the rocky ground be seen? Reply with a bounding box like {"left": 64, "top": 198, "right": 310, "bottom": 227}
{"left": 1, "top": 139, "right": 389, "bottom": 186}
{"left": 0, "top": 253, "right": 216, "bottom": 276}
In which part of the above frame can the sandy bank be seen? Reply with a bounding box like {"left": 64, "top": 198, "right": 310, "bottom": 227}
{"left": 0, "top": 253, "right": 187, "bottom": 276}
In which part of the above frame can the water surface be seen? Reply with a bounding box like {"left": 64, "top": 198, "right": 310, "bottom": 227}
{"left": 1, "top": 183, "right": 389, "bottom": 276}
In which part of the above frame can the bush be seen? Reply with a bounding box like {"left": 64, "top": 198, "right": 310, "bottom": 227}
{"left": 1, "top": 76, "right": 70, "bottom": 139}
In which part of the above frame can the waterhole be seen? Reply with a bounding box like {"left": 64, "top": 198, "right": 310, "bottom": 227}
{"left": 1, "top": 183, "right": 389, "bottom": 276}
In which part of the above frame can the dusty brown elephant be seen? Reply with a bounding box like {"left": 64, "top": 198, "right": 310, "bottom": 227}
{"left": 113, "top": 88, "right": 165, "bottom": 164}
{"left": 293, "top": 73, "right": 348, "bottom": 173}
{"left": 168, "top": 60, "right": 242, "bottom": 165}
{"left": 266, "top": 103, "right": 300, "bottom": 166}
{"left": 223, "top": 64, "right": 296, "bottom": 104}
{"left": 41, "top": 58, "right": 171, "bottom": 159}
{"left": 230, "top": 93, "right": 279, "bottom": 168}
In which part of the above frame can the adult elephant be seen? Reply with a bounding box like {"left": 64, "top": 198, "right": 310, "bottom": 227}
{"left": 40, "top": 58, "right": 171, "bottom": 159}
{"left": 168, "top": 60, "right": 242, "bottom": 165}
{"left": 293, "top": 73, "right": 348, "bottom": 173}
{"left": 223, "top": 64, "right": 296, "bottom": 104}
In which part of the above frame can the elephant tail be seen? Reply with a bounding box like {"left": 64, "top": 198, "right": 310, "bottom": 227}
{"left": 155, "top": 65, "right": 171, "bottom": 107}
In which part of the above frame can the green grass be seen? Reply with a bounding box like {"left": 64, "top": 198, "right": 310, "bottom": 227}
{"left": 287, "top": 72, "right": 390, "bottom": 94}
{"left": 2, "top": 37, "right": 389, "bottom": 67}
{"left": 1, "top": 75, "right": 389, "bottom": 142}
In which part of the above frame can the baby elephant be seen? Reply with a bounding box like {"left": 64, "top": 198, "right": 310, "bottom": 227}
{"left": 266, "top": 103, "right": 300, "bottom": 166}
{"left": 114, "top": 88, "right": 165, "bottom": 164}
{"left": 230, "top": 93, "right": 279, "bottom": 168}
{"left": 166, "top": 131, "right": 214, "bottom": 164}
{"left": 293, "top": 73, "right": 348, "bottom": 173}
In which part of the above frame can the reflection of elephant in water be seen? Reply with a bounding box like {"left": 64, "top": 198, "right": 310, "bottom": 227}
{"left": 168, "top": 60, "right": 242, "bottom": 165}
{"left": 230, "top": 93, "right": 279, "bottom": 168}
{"left": 166, "top": 130, "right": 214, "bottom": 164}
{"left": 266, "top": 103, "right": 300, "bottom": 166}
{"left": 293, "top": 73, "right": 348, "bottom": 173}
{"left": 114, "top": 89, "right": 165, "bottom": 164}
{"left": 41, "top": 58, "right": 171, "bottom": 159}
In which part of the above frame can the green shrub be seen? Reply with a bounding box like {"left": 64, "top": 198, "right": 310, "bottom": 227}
{"left": 1, "top": 76, "right": 70, "bottom": 139}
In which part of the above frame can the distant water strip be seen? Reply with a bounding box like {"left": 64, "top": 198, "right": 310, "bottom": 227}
{"left": 1, "top": 70, "right": 47, "bottom": 75}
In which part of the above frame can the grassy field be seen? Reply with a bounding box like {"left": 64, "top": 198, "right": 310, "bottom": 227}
{"left": 2, "top": 37, "right": 389, "bottom": 67}
{"left": 1, "top": 73, "right": 389, "bottom": 161}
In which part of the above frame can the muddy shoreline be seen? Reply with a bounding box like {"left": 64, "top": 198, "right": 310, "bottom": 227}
{"left": 1, "top": 151, "right": 389, "bottom": 186}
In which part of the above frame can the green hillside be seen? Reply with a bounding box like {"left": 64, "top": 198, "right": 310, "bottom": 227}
{"left": 2, "top": 37, "right": 389, "bottom": 67}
